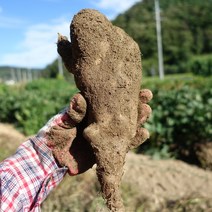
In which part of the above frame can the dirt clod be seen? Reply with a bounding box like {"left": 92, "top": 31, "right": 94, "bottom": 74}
{"left": 58, "top": 9, "right": 148, "bottom": 211}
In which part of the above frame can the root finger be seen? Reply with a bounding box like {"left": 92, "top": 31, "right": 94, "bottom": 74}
{"left": 57, "top": 33, "right": 73, "bottom": 73}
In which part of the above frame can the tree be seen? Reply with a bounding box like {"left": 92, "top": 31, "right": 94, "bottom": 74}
{"left": 113, "top": 0, "right": 212, "bottom": 75}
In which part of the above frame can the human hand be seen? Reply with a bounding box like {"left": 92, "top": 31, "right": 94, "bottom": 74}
{"left": 37, "top": 93, "right": 95, "bottom": 176}
{"left": 129, "top": 89, "right": 153, "bottom": 150}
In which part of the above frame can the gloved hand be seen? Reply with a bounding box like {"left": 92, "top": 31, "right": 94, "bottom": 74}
{"left": 37, "top": 93, "right": 95, "bottom": 176}
{"left": 128, "top": 89, "right": 153, "bottom": 150}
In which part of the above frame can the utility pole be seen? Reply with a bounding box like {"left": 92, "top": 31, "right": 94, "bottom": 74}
{"left": 155, "top": 0, "right": 164, "bottom": 80}
{"left": 58, "top": 55, "right": 64, "bottom": 77}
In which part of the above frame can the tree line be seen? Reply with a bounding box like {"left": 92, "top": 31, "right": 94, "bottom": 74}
{"left": 40, "top": 0, "right": 211, "bottom": 77}
{"left": 112, "top": 0, "right": 212, "bottom": 75}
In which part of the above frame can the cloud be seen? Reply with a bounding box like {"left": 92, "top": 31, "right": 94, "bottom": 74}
{"left": 0, "top": 16, "right": 26, "bottom": 28}
{"left": 93, "top": 0, "right": 141, "bottom": 17}
{"left": 0, "top": 18, "right": 71, "bottom": 68}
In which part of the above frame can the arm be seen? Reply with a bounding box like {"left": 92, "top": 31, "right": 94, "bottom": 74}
{"left": 0, "top": 93, "right": 90, "bottom": 211}
{"left": 0, "top": 137, "right": 67, "bottom": 211}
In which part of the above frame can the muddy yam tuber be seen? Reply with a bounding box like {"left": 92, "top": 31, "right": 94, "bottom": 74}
{"left": 57, "top": 9, "right": 152, "bottom": 211}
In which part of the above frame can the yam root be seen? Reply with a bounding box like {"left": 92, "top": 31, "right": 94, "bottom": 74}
{"left": 57, "top": 9, "right": 151, "bottom": 211}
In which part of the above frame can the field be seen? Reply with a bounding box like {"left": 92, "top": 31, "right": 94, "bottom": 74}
{"left": 0, "top": 74, "right": 212, "bottom": 211}
{"left": 0, "top": 123, "right": 212, "bottom": 211}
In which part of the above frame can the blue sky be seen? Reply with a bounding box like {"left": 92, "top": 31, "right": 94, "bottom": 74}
{"left": 0, "top": 0, "right": 140, "bottom": 68}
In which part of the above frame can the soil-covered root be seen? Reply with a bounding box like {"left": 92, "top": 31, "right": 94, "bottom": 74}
{"left": 57, "top": 9, "right": 152, "bottom": 211}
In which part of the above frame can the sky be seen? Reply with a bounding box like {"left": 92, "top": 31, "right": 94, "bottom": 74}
{"left": 0, "top": 0, "right": 140, "bottom": 69}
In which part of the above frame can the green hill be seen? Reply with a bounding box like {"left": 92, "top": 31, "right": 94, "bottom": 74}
{"left": 0, "top": 66, "right": 12, "bottom": 79}
{"left": 113, "top": 0, "right": 212, "bottom": 75}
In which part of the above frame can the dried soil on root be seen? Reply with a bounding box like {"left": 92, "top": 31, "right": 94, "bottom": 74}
{"left": 58, "top": 9, "right": 143, "bottom": 211}
{"left": 72, "top": 10, "right": 142, "bottom": 211}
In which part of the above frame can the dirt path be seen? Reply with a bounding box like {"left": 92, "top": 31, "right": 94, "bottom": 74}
{"left": 0, "top": 123, "right": 26, "bottom": 161}
{"left": 123, "top": 152, "right": 212, "bottom": 211}
{"left": 43, "top": 152, "right": 212, "bottom": 211}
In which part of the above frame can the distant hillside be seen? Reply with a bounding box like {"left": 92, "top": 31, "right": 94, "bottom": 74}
{"left": 113, "top": 0, "right": 212, "bottom": 75}
{"left": 0, "top": 66, "right": 12, "bottom": 79}
{"left": 0, "top": 66, "right": 41, "bottom": 82}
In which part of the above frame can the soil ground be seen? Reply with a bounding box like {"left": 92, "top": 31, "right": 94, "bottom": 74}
{"left": 0, "top": 123, "right": 26, "bottom": 161}
{"left": 0, "top": 124, "right": 212, "bottom": 211}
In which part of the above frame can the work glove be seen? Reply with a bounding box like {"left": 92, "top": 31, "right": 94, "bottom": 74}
{"left": 129, "top": 89, "right": 153, "bottom": 150}
{"left": 37, "top": 93, "right": 95, "bottom": 175}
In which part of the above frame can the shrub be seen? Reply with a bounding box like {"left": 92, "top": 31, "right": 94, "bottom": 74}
{"left": 0, "top": 79, "right": 78, "bottom": 135}
{"left": 139, "top": 74, "right": 212, "bottom": 163}
{"left": 1, "top": 75, "right": 211, "bottom": 165}
{"left": 189, "top": 55, "right": 212, "bottom": 77}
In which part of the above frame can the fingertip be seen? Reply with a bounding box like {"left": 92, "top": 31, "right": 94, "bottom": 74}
{"left": 141, "top": 128, "right": 150, "bottom": 140}
{"left": 67, "top": 160, "right": 79, "bottom": 176}
{"left": 139, "top": 89, "right": 153, "bottom": 103}
{"left": 67, "top": 93, "right": 87, "bottom": 124}
{"left": 139, "top": 104, "right": 152, "bottom": 125}
{"left": 69, "top": 93, "right": 87, "bottom": 113}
